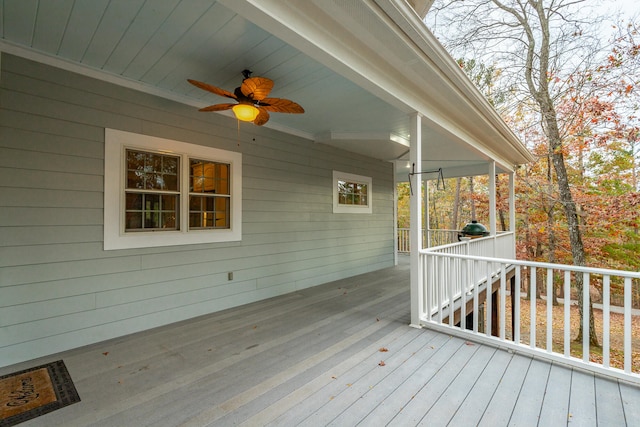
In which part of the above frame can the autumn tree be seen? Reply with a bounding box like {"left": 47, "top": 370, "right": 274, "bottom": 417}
{"left": 428, "top": 0, "right": 602, "bottom": 345}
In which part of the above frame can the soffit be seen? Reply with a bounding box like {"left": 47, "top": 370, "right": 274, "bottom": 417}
{"left": 0, "top": 0, "right": 532, "bottom": 181}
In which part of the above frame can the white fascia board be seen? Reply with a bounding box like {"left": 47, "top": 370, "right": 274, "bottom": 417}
{"left": 372, "top": 0, "right": 534, "bottom": 164}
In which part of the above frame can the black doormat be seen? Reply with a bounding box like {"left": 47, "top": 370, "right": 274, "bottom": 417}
{"left": 0, "top": 360, "right": 80, "bottom": 426}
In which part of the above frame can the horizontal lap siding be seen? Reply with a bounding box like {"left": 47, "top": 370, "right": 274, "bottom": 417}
{"left": 0, "top": 54, "right": 395, "bottom": 367}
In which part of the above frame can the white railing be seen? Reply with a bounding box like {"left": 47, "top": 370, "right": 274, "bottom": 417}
{"left": 397, "top": 228, "right": 460, "bottom": 252}
{"left": 422, "top": 233, "right": 515, "bottom": 317}
{"left": 419, "top": 247, "right": 640, "bottom": 384}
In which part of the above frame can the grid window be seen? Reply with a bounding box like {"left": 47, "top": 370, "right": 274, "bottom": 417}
{"left": 104, "top": 129, "right": 242, "bottom": 250}
{"left": 337, "top": 180, "right": 368, "bottom": 206}
{"left": 125, "top": 150, "right": 180, "bottom": 231}
{"left": 189, "top": 159, "right": 230, "bottom": 229}
{"left": 332, "top": 171, "right": 372, "bottom": 214}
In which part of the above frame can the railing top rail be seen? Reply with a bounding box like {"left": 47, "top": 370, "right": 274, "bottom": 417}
{"left": 398, "top": 228, "right": 511, "bottom": 233}
{"left": 423, "top": 232, "right": 514, "bottom": 252}
{"left": 397, "top": 228, "right": 461, "bottom": 232}
{"left": 421, "top": 250, "right": 640, "bottom": 279}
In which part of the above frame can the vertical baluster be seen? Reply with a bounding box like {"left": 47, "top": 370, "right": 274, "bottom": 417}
{"left": 546, "top": 268, "right": 553, "bottom": 352}
{"left": 437, "top": 256, "right": 443, "bottom": 323}
{"left": 449, "top": 257, "right": 456, "bottom": 327}
{"left": 563, "top": 270, "right": 571, "bottom": 358}
{"left": 460, "top": 258, "right": 467, "bottom": 330}
{"left": 424, "top": 255, "right": 430, "bottom": 319}
{"left": 473, "top": 260, "right": 479, "bottom": 334}
{"left": 530, "top": 267, "right": 537, "bottom": 349}
{"left": 486, "top": 261, "right": 492, "bottom": 337}
{"left": 500, "top": 265, "right": 506, "bottom": 340}
{"left": 603, "top": 275, "right": 610, "bottom": 368}
{"left": 624, "top": 277, "right": 632, "bottom": 373}
{"left": 582, "top": 273, "right": 590, "bottom": 363}
{"left": 514, "top": 266, "right": 521, "bottom": 344}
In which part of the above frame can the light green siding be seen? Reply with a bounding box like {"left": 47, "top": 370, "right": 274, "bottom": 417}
{"left": 0, "top": 53, "right": 395, "bottom": 367}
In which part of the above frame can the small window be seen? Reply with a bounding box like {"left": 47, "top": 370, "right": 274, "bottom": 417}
{"left": 104, "top": 129, "right": 242, "bottom": 250}
{"left": 333, "top": 171, "right": 372, "bottom": 214}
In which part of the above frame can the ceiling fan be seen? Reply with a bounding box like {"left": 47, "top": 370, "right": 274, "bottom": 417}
{"left": 187, "top": 70, "right": 304, "bottom": 126}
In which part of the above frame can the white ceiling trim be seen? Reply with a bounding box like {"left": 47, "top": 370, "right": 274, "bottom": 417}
{"left": 317, "top": 131, "right": 409, "bottom": 147}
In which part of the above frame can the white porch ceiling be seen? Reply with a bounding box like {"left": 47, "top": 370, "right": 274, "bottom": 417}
{"left": 0, "top": 0, "right": 532, "bottom": 182}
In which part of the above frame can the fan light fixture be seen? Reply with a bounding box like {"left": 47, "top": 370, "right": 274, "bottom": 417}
{"left": 187, "top": 70, "right": 304, "bottom": 126}
{"left": 232, "top": 103, "right": 260, "bottom": 122}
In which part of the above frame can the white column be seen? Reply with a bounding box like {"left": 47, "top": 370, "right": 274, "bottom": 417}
{"left": 509, "top": 171, "right": 516, "bottom": 258}
{"left": 393, "top": 161, "right": 398, "bottom": 266}
{"left": 509, "top": 171, "right": 515, "bottom": 233}
{"left": 410, "top": 113, "right": 423, "bottom": 327}
{"left": 425, "top": 179, "right": 430, "bottom": 248}
{"left": 488, "top": 161, "right": 496, "bottom": 236}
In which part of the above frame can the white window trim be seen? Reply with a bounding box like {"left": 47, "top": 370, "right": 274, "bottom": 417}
{"left": 104, "top": 128, "right": 242, "bottom": 250}
{"left": 332, "top": 170, "right": 372, "bottom": 214}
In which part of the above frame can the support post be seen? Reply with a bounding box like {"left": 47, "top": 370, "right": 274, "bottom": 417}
{"left": 393, "top": 161, "right": 398, "bottom": 266}
{"left": 509, "top": 171, "right": 516, "bottom": 259}
{"left": 425, "top": 179, "right": 430, "bottom": 248}
{"left": 488, "top": 161, "right": 496, "bottom": 236}
{"left": 410, "top": 113, "right": 423, "bottom": 328}
{"left": 509, "top": 171, "right": 515, "bottom": 233}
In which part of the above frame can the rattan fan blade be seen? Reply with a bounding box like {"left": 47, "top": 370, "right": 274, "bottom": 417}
{"left": 188, "top": 79, "right": 237, "bottom": 99}
{"left": 253, "top": 107, "right": 270, "bottom": 126}
{"left": 198, "top": 103, "right": 235, "bottom": 112}
{"left": 260, "top": 98, "right": 305, "bottom": 114}
{"left": 241, "top": 77, "right": 274, "bottom": 101}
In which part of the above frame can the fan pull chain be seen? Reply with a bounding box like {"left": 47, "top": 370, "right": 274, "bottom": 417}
{"left": 236, "top": 119, "right": 241, "bottom": 147}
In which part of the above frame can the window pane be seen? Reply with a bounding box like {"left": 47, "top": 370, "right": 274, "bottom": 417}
{"left": 189, "top": 212, "right": 202, "bottom": 228}
{"left": 190, "top": 159, "right": 230, "bottom": 194}
{"left": 126, "top": 212, "right": 142, "bottom": 229}
{"left": 216, "top": 163, "right": 230, "bottom": 194}
{"left": 337, "top": 180, "right": 368, "bottom": 206}
{"left": 162, "top": 212, "right": 177, "bottom": 228}
{"left": 163, "top": 156, "right": 178, "bottom": 174}
{"left": 145, "top": 194, "right": 160, "bottom": 210}
{"left": 189, "top": 195, "right": 230, "bottom": 229}
{"left": 144, "top": 212, "right": 160, "bottom": 229}
{"left": 162, "top": 195, "right": 177, "bottom": 210}
{"left": 127, "top": 170, "right": 145, "bottom": 189}
{"left": 125, "top": 193, "right": 179, "bottom": 231}
{"left": 164, "top": 173, "right": 178, "bottom": 190}
{"left": 126, "top": 149, "right": 179, "bottom": 191}
{"left": 126, "top": 193, "right": 142, "bottom": 210}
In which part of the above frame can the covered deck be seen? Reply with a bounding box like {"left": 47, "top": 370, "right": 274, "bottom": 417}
{"left": 3, "top": 257, "right": 638, "bottom": 426}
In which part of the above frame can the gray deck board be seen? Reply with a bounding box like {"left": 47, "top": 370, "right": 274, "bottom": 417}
{"left": 508, "top": 358, "right": 552, "bottom": 426}
{"left": 477, "top": 352, "right": 532, "bottom": 426}
{"left": 445, "top": 348, "right": 513, "bottom": 426}
{"left": 2, "top": 257, "right": 638, "bottom": 427}
{"left": 619, "top": 381, "right": 640, "bottom": 425}
{"left": 595, "top": 375, "right": 627, "bottom": 426}
{"left": 387, "top": 342, "right": 484, "bottom": 426}
{"left": 416, "top": 344, "right": 497, "bottom": 426}
{"left": 538, "top": 362, "right": 572, "bottom": 426}
{"left": 568, "top": 370, "right": 597, "bottom": 426}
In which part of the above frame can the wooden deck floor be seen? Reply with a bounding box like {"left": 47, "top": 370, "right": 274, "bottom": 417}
{"left": 3, "top": 257, "right": 639, "bottom": 426}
